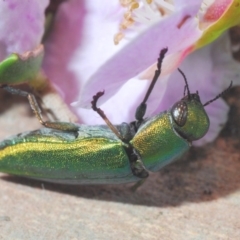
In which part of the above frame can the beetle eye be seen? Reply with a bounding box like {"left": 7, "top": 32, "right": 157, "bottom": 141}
{"left": 171, "top": 101, "right": 188, "bottom": 127}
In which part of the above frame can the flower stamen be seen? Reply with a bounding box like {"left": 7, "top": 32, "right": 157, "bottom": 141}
{"left": 115, "top": 0, "right": 174, "bottom": 45}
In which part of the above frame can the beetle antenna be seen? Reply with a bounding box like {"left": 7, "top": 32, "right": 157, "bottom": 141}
{"left": 203, "top": 81, "right": 233, "bottom": 107}
{"left": 135, "top": 47, "right": 168, "bottom": 121}
{"left": 183, "top": 85, "right": 187, "bottom": 96}
{"left": 178, "top": 68, "right": 190, "bottom": 99}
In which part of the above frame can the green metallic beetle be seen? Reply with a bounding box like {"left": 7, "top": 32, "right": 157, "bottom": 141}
{"left": 0, "top": 48, "right": 231, "bottom": 184}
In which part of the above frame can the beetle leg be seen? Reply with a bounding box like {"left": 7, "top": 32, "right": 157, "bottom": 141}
{"left": 91, "top": 91, "right": 125, "bottom": 141}
{"left": 0, "top": 85, "right": 79, "bottom": 132}
{"left": 130, "top": 179, "right": 147, "bottom": 192}
{"left": 135, "top": 48, "right": 168, "bottom": 122}
{"left": 130, "top": 159, "right": 149, "bottom": 179}
{"left": 123, "top": 142, "right": 149, "bottom": 179}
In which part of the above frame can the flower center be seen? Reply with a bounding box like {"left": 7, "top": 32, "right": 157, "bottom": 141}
{"left": 114, "top": 0, "right": 174, "bottom": 45}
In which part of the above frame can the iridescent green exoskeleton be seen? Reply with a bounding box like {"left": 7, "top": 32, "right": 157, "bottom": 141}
{"left": 0, "top": 48, "right": 231, "bottom": 184}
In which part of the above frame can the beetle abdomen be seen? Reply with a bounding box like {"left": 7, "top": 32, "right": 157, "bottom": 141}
{"left": 0, "top": 126, "right": 138, "bottom": 184}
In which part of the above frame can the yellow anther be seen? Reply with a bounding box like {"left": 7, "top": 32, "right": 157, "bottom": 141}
{"left": 120, "top": 18, "right": 134, "bottom": 30}
{"left": 120, "top": 0, "right": 134, "bottom": 7}
{"left": 114, "top": 32, "right": 125, "bottom": 45}
{"left": 129, "top": 2, "right": 139, "bottom": 10}
{"left": 124, "top": 11, "right": 132, "bottom": 20}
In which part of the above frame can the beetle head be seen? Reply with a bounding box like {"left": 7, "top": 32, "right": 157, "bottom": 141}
{"left": 170, "top": 69, "right": 231, "bottom": 142}
{"left": 171, "top": 92, "right": 209, "bottom": 141}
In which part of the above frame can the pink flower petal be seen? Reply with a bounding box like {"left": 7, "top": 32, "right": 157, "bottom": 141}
{"left": 43, "top": 0, "right": 202, "bottom": 107}
{"left": 43, "top": 0, "right": 125, "bottom": 104}
{"left": 80, "top": 3, "right": 202, "bottom": 108}
{"left": 75, "top": 76, "right": 151, "bottom": 124}
{"left": 0, "top": 0, "right": 49, "bottom": 60}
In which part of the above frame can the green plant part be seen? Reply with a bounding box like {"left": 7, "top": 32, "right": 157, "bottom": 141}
{"left": 0, "top": 44, "right": 44, "bottom": 84}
